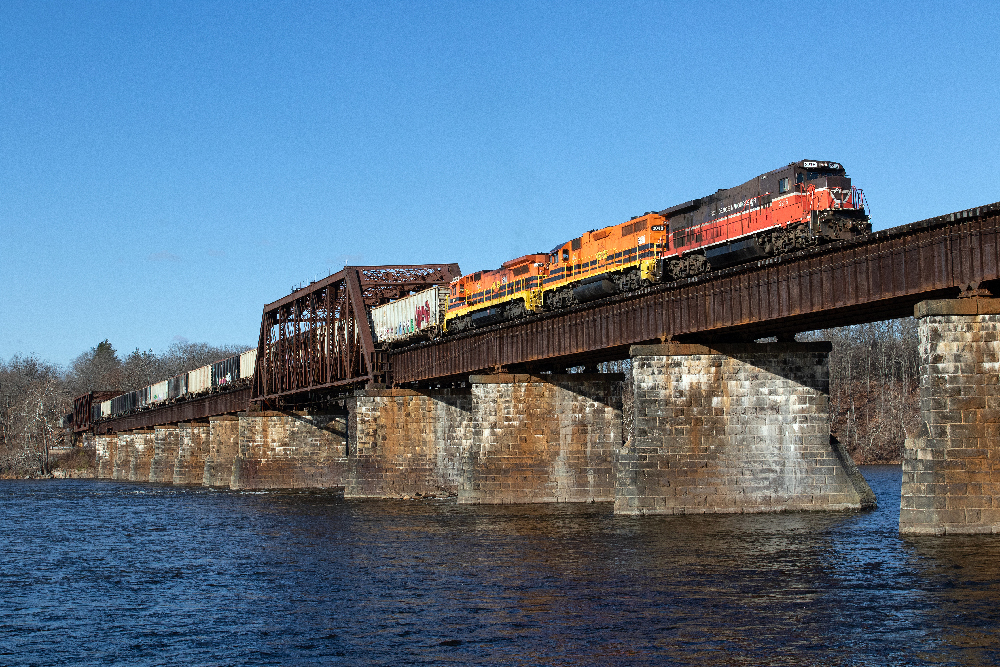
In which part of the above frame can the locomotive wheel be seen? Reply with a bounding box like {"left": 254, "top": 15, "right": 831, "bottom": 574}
{"left": 507, "top": 299, "right": 527, "bottom": 320}
{"left": 617, "top": 268, "right": 642, "bottom": 293}
{"left": 663, "top": 258, "right": 682, "bottom": 281}
{"left": 666, "top": 254, "right": 709, "bottom": 280}
{"left": 686, "top": 254, "right": 710, "bottom": 277}
{"left": 757, "top": 232, "right": 776, "bottom": 256}
{"left": 773, "top": 228, "right": 796, "bottom": 255}
{"left": 546, "top": 287, "right": 577, "bottom": 311}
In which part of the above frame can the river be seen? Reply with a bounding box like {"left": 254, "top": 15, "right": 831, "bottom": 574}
{"left": 1, "top": 466, "right": 999, "bottom": 666}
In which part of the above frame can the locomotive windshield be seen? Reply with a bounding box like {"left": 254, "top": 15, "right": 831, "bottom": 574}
{"left": 795, "top": 161, "right": 846, "bottom": 184}
{"left": 798, "top": 169, "right": 844, "bottom": 183}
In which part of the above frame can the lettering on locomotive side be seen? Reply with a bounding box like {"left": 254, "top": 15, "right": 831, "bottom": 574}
{"left": 715, "top": 196, "right": 759, "bottom": 217}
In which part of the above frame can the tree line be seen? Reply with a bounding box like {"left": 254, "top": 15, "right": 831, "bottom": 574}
{"left": 0, "top": 341, "right": 247, "bottom": 477}
{"left": 802, "top": 319, "right": 920, "bottom": 463}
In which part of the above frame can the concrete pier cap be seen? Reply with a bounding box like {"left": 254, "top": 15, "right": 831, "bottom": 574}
{"left": 618, "top": 340, "right": 875, "bottom": 515}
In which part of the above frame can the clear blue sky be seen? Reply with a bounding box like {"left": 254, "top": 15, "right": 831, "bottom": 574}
{"left": 2, "top": 0, "right": 998, "bottom": 366}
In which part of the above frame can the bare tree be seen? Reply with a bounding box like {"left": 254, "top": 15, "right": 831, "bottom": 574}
{"left": 65, "top": 340, "right": 124, "bottom": 396}
{"left": 1, "top": 338, "right": 249, "bottom": 477}
{"left": 801, "top": 319, "right": 919, "bottom": 463}
{"left": 66, "top": 340, "right": 250, "bottom": 395}
{"left": 0, "top": 356, "right": 70, "bottom": 476}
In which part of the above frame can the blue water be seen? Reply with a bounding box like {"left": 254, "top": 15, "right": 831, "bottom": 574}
{"left": 2, "top": 467, "right": 999, "bottom": 666}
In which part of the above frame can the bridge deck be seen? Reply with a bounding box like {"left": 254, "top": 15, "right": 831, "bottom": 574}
{"left": 91, "top": 388, "right": 251, "bottom": 433}
{"left": 390, "top": 202, "right": 1000, "bottom": 382}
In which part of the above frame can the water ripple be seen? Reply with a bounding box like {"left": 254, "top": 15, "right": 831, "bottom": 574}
{"left": 1, "top": 468, "right": 999, "bottom": 665}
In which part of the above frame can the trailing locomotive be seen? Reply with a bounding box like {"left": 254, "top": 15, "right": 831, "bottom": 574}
{"left": 444, "top": 159, "right": 869, "bottom": 333}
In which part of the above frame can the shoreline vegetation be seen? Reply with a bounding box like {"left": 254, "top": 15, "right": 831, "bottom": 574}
{"left": 2, "top": 322, "right": 918, "bottom": 479}
{"left": 0, "top": 340, "right": 247, "bottom": 479}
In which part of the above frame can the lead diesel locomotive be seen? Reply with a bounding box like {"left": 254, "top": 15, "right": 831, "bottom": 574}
{"left": 444, "top": 159, "right": 870, "bottom": 333}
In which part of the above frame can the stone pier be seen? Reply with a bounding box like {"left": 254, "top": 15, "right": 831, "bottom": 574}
{"left": 230, "top": 411, "right": 348, "bottom": 490}
{"left": 148, "top": 425, "right": 179, "bottom": 484}
{"left": 204, "top": 416, "right": 239, "bottom": 487}
{"left": 901, "top": 298, "right": 1000, "bottom": 534}
{"left": 112, "top": 431, "right": 133, "bottom": 480}
{"left": 463, "top": 374, "right": 622, "bottom": 504}
{"left": 347, "top": 388, "right": 472, "bottom": 498}
{"left": 174, "top": 421, "right": 210, "bottom": 485}
{"left": 617, "top": 343, "right": 874, "bottom": 515}
{"left": 94, "top": 433, "right": 117, "bottom": 478}
{"left": 129, "top": 430, "right": 155, "bottom": 482}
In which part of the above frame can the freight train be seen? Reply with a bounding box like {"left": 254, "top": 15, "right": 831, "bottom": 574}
{"left": 370, "top": 159, "right": 870, "bottom": 343}
{"left": 88, "top": 349, "right": 257, "bottom": 423}
{"left": 84, "top": 159, "right": 869, "bottom": 420}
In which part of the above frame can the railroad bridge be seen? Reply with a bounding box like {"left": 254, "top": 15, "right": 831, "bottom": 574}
{"left": 79, "top": 201, "right": 1000, "bottom": 534}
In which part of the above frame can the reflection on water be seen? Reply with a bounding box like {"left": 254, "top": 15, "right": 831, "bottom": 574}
{"left": 1, "top": 466, "right": 999, "bottom": 666}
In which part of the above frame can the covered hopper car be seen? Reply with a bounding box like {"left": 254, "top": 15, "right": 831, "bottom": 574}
{"left": 371, "top": 286, "right": 449, "bottom": 344}
{"left": 92, "top": 348, "right": 257, "bottom": 423}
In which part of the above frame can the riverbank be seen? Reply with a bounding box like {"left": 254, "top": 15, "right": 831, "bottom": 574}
{"left": 0, "top": 446, "right": 96, "bottom": 480}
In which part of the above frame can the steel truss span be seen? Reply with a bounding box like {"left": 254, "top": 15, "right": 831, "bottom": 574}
{"left": 251, "top": 264, "right": 460, "bottom": 404}
{"left": 390, "top": 202, "right": 1000, "bottom": 383}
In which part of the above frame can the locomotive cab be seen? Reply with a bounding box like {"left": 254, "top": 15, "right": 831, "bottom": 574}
{"left": 792, "top": 160, "right": 870, "bottom": 238}
{"left": 793, "top": 160, "right": 846, "bottom": 186}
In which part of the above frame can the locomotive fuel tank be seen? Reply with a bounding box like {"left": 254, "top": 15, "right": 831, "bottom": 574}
{"left": 573, "top": 276, "right": 619, "bottom": 302}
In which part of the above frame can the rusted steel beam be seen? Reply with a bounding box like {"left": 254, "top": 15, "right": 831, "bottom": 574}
{"left": 94, "top": 388, "right": 252, "bottom": 434}
{"left": 344, "top": 268, "right": 378, "bottom": 380}
{"left": 391, "top": 202, "right": 1000, "bottom": 382}
{"left": 252, "top": 264, "right": 459, "bottom": 402}
{"left": 71, "top": 391, "right": 122, "bottom": 433}
{"left": 261, "top": 264, "right": 461, "bottom": 311}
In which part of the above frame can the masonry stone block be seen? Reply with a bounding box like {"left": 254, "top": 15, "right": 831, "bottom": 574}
{"left": 149, "top": 425, "right": 179, "bottom": 483}
{"left": 231, "top": 411, "right": 348, "bottom": 490}
{"left": 462, "top": 374, "right": 622, "bottom": 504}
{"left": 94, "top": 433, "right": 117, "bottom": 478}
{"left": 112, "top": 432, "right": 134, "bottom": 480}
{"left": 617, "top": 342, "right": 874, "bottom": 515}
{"left": 902, "top": 298, "right": 1000, "bottom": 534}
{"left": 173, "top": 422, "right": 210, "bottom": 485}
{"left": 129, "top": 430, "right": 155, "bottom": 482}
{"left": 204, "top": 416, "right": 239, "bottom": 487}
{"left": 346, "top": 388, "right": 472, "bottom": 498}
